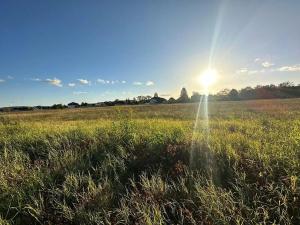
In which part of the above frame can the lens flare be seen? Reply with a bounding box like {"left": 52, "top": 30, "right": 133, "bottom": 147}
{"left": 199, "top": 68, "right": 218, "bottom": 88}
{"left": 191, "top": 68, "right": 219, "bottom": 180}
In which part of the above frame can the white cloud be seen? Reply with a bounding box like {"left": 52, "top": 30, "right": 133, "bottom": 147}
{"left": 254, "top": 58, "right": 274, "bottom": 67}
{"left": 276, "top": 64, "right": 300, "bottom": 72}
{"left": 97, "top": 79, "right": 106, "bottom": 84}
{"left": 77, "top": 79, "right": 91, "bottom": 85}
{"left": 237, "top": 62, "right": 300, "bottom": 75}
{"left": 73, "top": 91, "right": 88, "bottom": 95}
{"left": 0, "top": 79, "right": 5, "bottom": 83}
{"left": 261, "top": 61, "right": 274, "bottom": 68}
{"left": 46, "top": 78, "right": 62, "bottom": 87}
{"left": 133, "top": 81, "right": 143, "bottom": 85}
{"left": 68, "top": 83, "right": 76, "bottom": 87}
{"left": 146, "top": 81, "right": 155, "bottom": 86}
{"left": 236, "top": 68, "right": 249, "bottom": 74}
{"left": 98, "top": 79, "right": 126, "bottom": 85}
{"left": 110, "top": 80, "right": 122, "bottom": 84}
{"left": 7, "top": 76, "right": 14, "bottom": 79}
{"left": 236, "top": 68, "right": 265, "bottom": 75}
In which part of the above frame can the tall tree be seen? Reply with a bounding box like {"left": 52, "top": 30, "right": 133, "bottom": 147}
{"left": 177, "top": 88, "right": 190, "bottom": 103}
{"left": 228, "top": 89, "right": 239, "bottom": 100}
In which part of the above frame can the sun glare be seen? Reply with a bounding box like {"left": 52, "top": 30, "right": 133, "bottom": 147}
{"left": 199, "top": 68, "right": 218, "bottom": 88}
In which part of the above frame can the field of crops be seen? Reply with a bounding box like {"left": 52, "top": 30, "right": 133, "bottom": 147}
{"left": 0, "top": 98, "right": 300, "bottom": 225}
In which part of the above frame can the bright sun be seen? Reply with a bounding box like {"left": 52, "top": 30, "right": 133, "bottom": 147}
{"left": 199, "top": 68, "right": 218, "bottom": 87}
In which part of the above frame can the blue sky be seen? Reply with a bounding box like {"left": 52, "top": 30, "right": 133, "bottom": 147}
{"left": 0, "top": 0, "right": 300, "bottom": 106}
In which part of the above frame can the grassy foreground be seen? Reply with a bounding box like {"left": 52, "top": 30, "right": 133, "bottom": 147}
{"left": 0, "top": 99, "right": 300, "bottom": 225}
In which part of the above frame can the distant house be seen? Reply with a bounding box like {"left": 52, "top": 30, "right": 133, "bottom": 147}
{"left": 67, "top": 102, "right": 80, "bottom": 108}
{"left": 149, "top": 93, "right": 167, "bottom": 104}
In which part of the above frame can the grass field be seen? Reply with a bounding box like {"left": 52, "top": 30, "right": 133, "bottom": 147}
{"left": 0, "top": 98, "right": 300, "bottom": 224}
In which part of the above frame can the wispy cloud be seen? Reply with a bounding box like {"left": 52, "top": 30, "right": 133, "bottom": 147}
{"left": 236, "top": 68, "right": 264, "bottom": 75}
{"left": 133, "top": 81, "right": 155, "bottom": 86}
{"left": 276, "top": 64, "right": 300, "bottom": 72}
{"left": 146, "top": 81, "right": 155, "bottom": 86}
{"left": 31, "top": 77, "right": 62, "bottom": 87}
{"left": 46, "top": 78, "right": 63, "bottom": 87}
{"left": 68, "top": 83, "right": 76, "bottom": 87}
{"left": 133, "top": 81, "right": 143, "bottom": 86}
{"left": 31, "top": 78, "right": 42, "bottom": 81}
{"left": 0, "top": 76, "right": 13, "bottom": 82}
{"left": 73, "top": 91, "right": 88, "bottom": 95}
{"left": 261, "top": 61, "right": 274, "bottom": 68}
{"left": 236, "top": 68, "right": 249, "bottom": 74}
{"left": 237, "top": 62, "right": 300, "bottom": 75}
{"left": 97, "top": 79, "right": 126, "bottom": 84}
{"left": 253, "top": 58, "right": 275, "bottom": 68}
{"left": 77, "top": 79, "right": 91, "bottom": 85}
{"left": 97, "top": 79, "right": 107, "bottom": 84}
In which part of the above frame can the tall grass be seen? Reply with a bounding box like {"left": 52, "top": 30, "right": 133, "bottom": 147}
{"left": 0, "top": 99, "right": 299, "bottom": 224}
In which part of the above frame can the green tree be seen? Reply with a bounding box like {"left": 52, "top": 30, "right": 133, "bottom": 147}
{"left": 228, "top": 89, "right": 239, "bottom": 100}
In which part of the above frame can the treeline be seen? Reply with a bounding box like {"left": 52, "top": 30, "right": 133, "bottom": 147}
{"left": 1, "top": 82, "right": 299, "bottom": 112}
{"left": 210, "top": 82, "right": 300, "bottom": 101}
{"left": 165, "top": 82, "right": 300, "bottom": 103}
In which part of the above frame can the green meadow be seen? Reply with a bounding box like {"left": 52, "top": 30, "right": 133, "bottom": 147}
{"left": 0, "top": 98, "right": 299, "bottom": 225}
